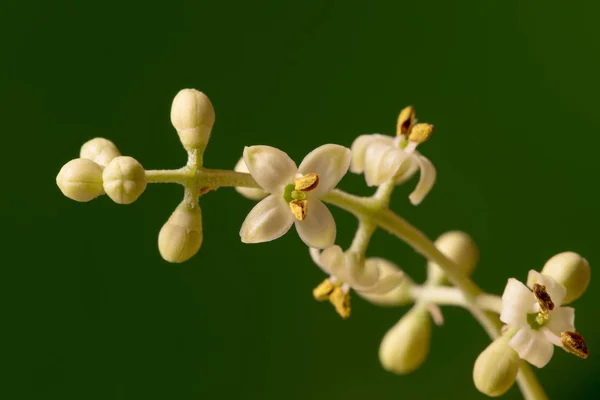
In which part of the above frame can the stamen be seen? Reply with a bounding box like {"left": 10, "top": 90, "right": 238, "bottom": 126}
{"left": 408, "top": 123, "right": 434, "bottom": 144}
{"left": 397, "top": 105, "right": 415, "bottom": 136}
{"left": 329, "top": 287, "right": 351, "bottom": 319}
{"left": 294, "top": 173, "right": 319, "bottom": 192}
{"left": 533, "top": 283, "right": 554, "bottom": 313}
{"left": 289, "top": 200, "right": 308, "bottom": 221}
{"left": 313, "top": 279, "right": 335, "bottom": 301}
{"left": 561, "top": 331, "right": 589, "bottom": 359}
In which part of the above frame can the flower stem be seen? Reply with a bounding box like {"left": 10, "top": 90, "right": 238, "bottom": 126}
{"left": 411, "top": 286, "right": 503, "bottom": 314}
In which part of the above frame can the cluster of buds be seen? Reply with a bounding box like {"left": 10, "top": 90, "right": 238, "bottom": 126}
{"left": 56, "top": 89, "right": 215, "bottom": 263}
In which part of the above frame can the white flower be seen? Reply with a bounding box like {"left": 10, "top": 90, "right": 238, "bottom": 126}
{"left": 500, "top": 270, "right": 576, "bottom": 368}
{"left": 239, "top": 144, "right": 351, "bottom": 248}
{"left": 350, "top": 106, "right": 436, "bottom": 205}
{"left": 310, "top": 246, "right": 404, "bottom": 294}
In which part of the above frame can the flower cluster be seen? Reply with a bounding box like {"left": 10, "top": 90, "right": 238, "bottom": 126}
{"left": 55, "top": 88, "right": 591, "bottom": 399}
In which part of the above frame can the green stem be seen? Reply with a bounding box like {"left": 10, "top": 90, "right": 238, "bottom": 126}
{"left": 144, "top": 168, "right": 260, "bottom": 188}
{"left": 411, "top": 286, "right": 503, "bottom": 314}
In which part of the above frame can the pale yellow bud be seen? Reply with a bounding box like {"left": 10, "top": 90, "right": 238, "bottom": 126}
{"left": 170, "top": 88, "right": 215, "bottom": 151}
{"left": 234, "top": 158, "right": 268, "bottom": 200}
{"left": 80, "top": 137, "right": 120, "bottom": 166}
{"left": 358, "top": 258, "right": 413, "bottom": 306}
{"left": 427, "top": 231, "right": 479, "bottom": 285}
{"left": 56, "top": 158, "right": 105, "bottom": 202}
{"left": 473, "top": 336, "right": 520, "bottom": 397}
{"left": 379, "top": 308, "right": 431, "bottom": 374}
{"left": 102, "top": 156, "right": 147, "bottom": 204}
{"left": 533, "top": 252, "right": 590, "bottom": 304}
{"left": 158, "top": 203, "right": 203, "bottom": 263}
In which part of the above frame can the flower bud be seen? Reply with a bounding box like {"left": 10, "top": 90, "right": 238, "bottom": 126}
{"left": 170, "top": 89, "right": 215, "bottom": 151}
{"left": 473, "top": 336, "right": 520, "bottom": 397}
{"left": 102, "top": 156, "right": 147, "bottom": 204}
{"left": 427, "top": 231, "right": 479, "bottom": 285}
{"left": 379, "top": 308, "right": 431, "bottom": 374}
{"left": 234, "top": 157, "right": 267, "bottom": 200}
{"left": 533, "top": 252, "right": 590, "bottom": 304}
{"left": 158, "top": 203, "right": 203, "bottom": 263}
{"left": 357, "top": 258, "right": 413, "bottom": 307}
{"left": 80, "top": 137, "right": 120, "bottom": 166}
{"left": 56, "top": 158, "right": 105, "bottom": 202}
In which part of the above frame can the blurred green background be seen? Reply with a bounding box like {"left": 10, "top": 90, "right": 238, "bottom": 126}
{"left": 2, "top": 0, "right": 599, "bottom": 399}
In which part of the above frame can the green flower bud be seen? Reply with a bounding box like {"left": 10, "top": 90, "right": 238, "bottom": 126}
{"left": 56, "top": 158, "right": 105, "bottom": 202}
{"left": 427, "top": 231, "right": 479, "bottom": 285}
{"left": 473, "top": 335, "right": 520, "bottom": 397}
{"left": 158, "top": 203, "right": 203, "bottom": 263}
{"left": 533, "top": 252, "right": 590, "bottom": 304}
{"left": 234, "top": 157, "right": 268, "bottom": 201}
{"left": 379, "top": 308, "right": 431, "bottom": 374}
{"left": 357, "top": 257, "right": 413, "bottom": 306}
{"left": 170, "top": 88, "right": 215, "bottom": 151}
{"left": 102, "top": 156, "right": 147, "bottom": 204}
{"left": 80, "top": 137, "right": 120, "bottom": 166}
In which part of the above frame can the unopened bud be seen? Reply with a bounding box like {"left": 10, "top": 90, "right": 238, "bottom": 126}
{"left": 427, "top": 231, "right": 479, "bottom": 285}
{"left": 102, "top": 156, "right": 147, "bottom": 204}
{"left": 80, "top": 137, "right": 120, "bottom": 166}
{"left": 170, "top": 89, "right": 215, "bottom": 151}
{"left": 56, "top": 158, "right": 105, "bottom": 202}
{"left": 473, "top": 336, "right": 520, "bottom": 397}
{"left": 357, "top": 258, "right": 413, "bottom": 306}
{"left": 533, "top": 252, "right": 590, "bottom": 304}
{"left": 234, "top": 158, "right": 268, "bottom": 200}
{"left": 379, "top": 308, "right": 431, "bottom": 374}
{"left": 158, "top": 203, "right": 203, "bottom": 263}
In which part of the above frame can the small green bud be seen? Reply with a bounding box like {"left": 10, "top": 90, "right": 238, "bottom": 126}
{"left": 158, "top": 203, "right": 203, "bottom": 263}
{"left": 234, "top": 157, "right": 267, "bottom": 200}
{"left": 102, "top": 156, "right": 147, "bottom": 204}
{"left": 56, "top": 158, "right": 105, "bottom": 202}
{"left": 427, "top": 231, "right": 479, "bottom": 285}
{"left": 170, "top": 88, "right": 215, "bottom": 151}
{"left": 379, "top": 308, "right": 431, "bottom": 374}
{"left": 80, "top": 137, "right": 120, "bottom": 166}
{"left": 357, "top": 258, "right": 413, "bottom": 307}
{"left": 533, "top": 252, "right": 590, "bottom": 304}
{"left": 473, "top": 335, "right": 520, "bottom": 397}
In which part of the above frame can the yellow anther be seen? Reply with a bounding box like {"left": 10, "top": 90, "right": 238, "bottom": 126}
{"left": 408, "top": 123, "right": 434, "bottom": 144}
{"left": 329, "top": 287, "right": 351, "bottom": 319}
{"left": 561, "top": 331, "right": 589, "bottom": 359}
{"left": 533, "top": 283, "right": 554, "bottom": 314}
{"left": 294, "top": 173, "right": 319, "bottom": 192}
{"left": 397, "top": 105, "right": 416, "bottom": 136}
{"left": 313, "top": 279, "right": 335, "bottom": 301}
{"left": 289, "top": 199, "right": 308, "bottom": 221}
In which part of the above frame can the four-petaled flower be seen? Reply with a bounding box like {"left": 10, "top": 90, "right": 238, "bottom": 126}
{"left": 350, "top": 106, "right": 436, "bottom": 205}
{"left": 500, "top": 270, "right": 577, "bottom": 368}
{"left": 240, "top": 144, "right": 351, "bottom": 248}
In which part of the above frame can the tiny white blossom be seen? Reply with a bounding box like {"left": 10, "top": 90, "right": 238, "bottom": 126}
{"left": 309, "top": 246, "right": 404, "bottom": 294}
{"left": 350, "top": 107, "right": 436, "bottom": 205}
{"left": 500, "top": 270, "right": 576, "bottom": 368}
{"left": 239, "top": 144, "right": 351, "bottom": 248}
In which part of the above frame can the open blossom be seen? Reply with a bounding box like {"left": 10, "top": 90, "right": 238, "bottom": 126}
{"left": 500, "top": 270, "right": 588, "bottom": 368}
{"left": 350, "top": 106, "right": 436, "bottom": 205}
{"left": 240, "top": 144, "right": 351, "bottom": 248}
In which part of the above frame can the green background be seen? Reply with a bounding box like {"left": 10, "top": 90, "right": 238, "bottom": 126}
{"left": 2, "top": 1, "right": 599, "bottom": 399}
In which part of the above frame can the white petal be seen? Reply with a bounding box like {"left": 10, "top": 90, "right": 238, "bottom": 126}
{"left": 294, "top": 199, "right": 336, "bottom": 248}
{"left": 408, "top": 155, "right": 437, "bottom": 206}
{"left": 298, "top": 144, "right": 351, "bottom": 197}
{"left": 546, "top": 306, "right": 575, "bottom": 336}
{"left": 357, "top": 272, "right": 405, "bottom": 294}
{"left": 345, "top": 253, "right": 379, "bottom": 288}
{"left": 243, "top": 146, "right": 297, "bottom": 193}
{"left": 319, "top": 245, "right": 347, "bottom": 280}
{"left": 234, "top": 157, "right": 268, "bottom": 200}
{"left": 509, "top": 328, "right": 554, "bottom": 368}
{"left": 240, "top": 194, "right": 294, "bottom": 243}
{"left": 500, "top": 278, "right": 536, "bottom": 326}
{"left": 527, "top": 270, "right": 567, "bottom": 306}
{"left": 363, "top": 142, "right": 407, "bottom": 186}
{"left": 394, "top": 153, "right": 420, "bottom": 185}
{"left": 309, "top": 247, "right": 324, "bottom": 270}
{"left": 350, "top": 134, "right": 394, "bottom": 174}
